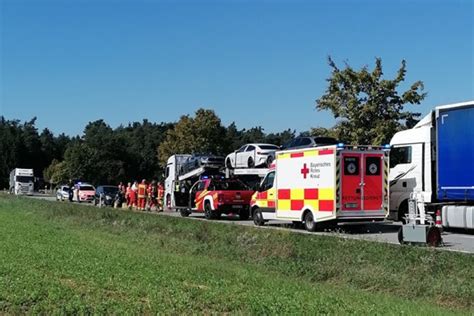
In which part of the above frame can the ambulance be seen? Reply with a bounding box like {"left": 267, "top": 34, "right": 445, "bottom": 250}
{"left": 251, "top": 144, "right": 390, "bottom": 231}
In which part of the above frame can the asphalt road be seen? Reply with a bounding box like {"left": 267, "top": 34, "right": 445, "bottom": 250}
{"left": 31, "top": 194, "right": 474, "bottom": 254}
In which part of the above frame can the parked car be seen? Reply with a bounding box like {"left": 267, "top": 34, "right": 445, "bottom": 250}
{"left": 225, "top": 144, "right": 279, "bottom": 169}
{"left": 56, "top": 185, "right": 70, "bottom": 201}
{"left": 74, "top": 183, "right": 96, "bottom": 203}
{"left": 94, "top": 185, "right": 119, "bottom": 207}
{"left": 281, "top": 136, "right": 338, "bottom": 150}
{"left": 180, "top": 154, "right": 225, "bottom": 175}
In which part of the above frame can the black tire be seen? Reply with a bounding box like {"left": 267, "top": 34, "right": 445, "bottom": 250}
{"left": 165, "top": 194, "right": 171, "bottom": 211}
{"left": 398, "top": 227, "right": 405, "bottom": 244}
{"left": 248, "top": 157, "right": 255, "bottom": 168}
{"left": 304, "top": 211, "right": 317, "bottom": 232}
{"left": 239, "top": 207, "right": 250, "bottom": 220}
{"left": 204, "top": 202, "right": 217, "bottom": 220}
{"left": 427, "top": 226, "right": 442, "bottom": 247}
{"left": 180, "top": 209, "right": 191, "bottom": 217}
{"left": 397, "top": 200, "right": 408, "bottom": 224}
{"left": 266, "top": 156, "right": 274, "bottom": 168}
{"left": 226, "top": 158, "right": 233, "bottom": 169}
{"left": 253, "top": 208, "right": 265, "bottom": 226}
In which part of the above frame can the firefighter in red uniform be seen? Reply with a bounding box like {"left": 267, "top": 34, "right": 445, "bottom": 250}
{"left": 147, "top": 180, "right": 157, "bottom": 211}
{"left": 157, "top": 182, "right": 164, "bottom": 212}
{"left": 137, "top": 179, "right": 147, "bottom": 211}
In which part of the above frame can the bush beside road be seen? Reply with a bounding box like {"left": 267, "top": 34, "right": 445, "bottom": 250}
{"left": 0, "top": 195, "right": 472, "bottom": 314}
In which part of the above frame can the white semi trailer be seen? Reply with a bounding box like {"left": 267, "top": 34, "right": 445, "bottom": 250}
{"left": 389, "top": 101, "right": 474, "bottom": 230}
{"left": 9, "top": 168, "right": 35, "bottom": 195}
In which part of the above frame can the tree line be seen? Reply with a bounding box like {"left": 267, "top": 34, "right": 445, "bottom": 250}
{"left": 0, "top": 57, "right": 426, "bottom": 188}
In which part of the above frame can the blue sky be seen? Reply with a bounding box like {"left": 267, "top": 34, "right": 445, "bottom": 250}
{"left": 1, "top": 0, "right": 473, "bottom": 136}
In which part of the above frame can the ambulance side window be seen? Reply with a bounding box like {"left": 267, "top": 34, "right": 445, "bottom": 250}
{"left": 260, "top": 172, "right": 275, "bottom": 191}
{"left": 344, "top": 157, "right": 360, "bottom": 175}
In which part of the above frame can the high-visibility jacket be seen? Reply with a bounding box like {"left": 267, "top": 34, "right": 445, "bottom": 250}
{"left": 138, "top": 184, "right": 147, "bottom": 198}
{"left": 157, "top": 185, "right": 164, "bottom": 199}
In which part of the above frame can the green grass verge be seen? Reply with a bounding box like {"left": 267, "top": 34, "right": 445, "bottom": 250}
{"left": 0, "top": 194, "right": 472, "bottom": 314}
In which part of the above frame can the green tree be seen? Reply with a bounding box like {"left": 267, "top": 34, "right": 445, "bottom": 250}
{"left": 316, "top": 57, "right": 426, "bottom": 145}
{"left": 158, "top": 109, "right": 226, "bottom": 166}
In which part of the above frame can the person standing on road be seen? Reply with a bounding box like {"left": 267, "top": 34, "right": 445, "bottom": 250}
{"left": 147, "top": 180, "right": 157, "bottom": 211}
{"left": 137, "top": 180, "right": 147, "bottom": 211}
{"left": 157, "top": 182, "right": 164, "bottom": 212}
{"left": 68, "top": 180, "right": 74, "bottom": 202}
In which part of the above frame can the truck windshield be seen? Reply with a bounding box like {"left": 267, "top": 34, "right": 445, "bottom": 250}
{"left": 16, "top": 176, "right": 34, "bottom": 183}
{"left": 212, "top": 180, "right": 249, "bottom": 191}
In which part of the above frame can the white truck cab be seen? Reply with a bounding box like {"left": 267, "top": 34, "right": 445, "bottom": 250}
{"left": 9, "top": 168, "right": 35, "bottom": 195}
{"left": 164, "top": 155, "right": 191, "bottom": 210}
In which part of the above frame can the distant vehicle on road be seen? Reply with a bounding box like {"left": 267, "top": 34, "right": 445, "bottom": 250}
{"left": 74, "top": 183, "right": 96, "bottom": 203}
{"left": 180, "top": 154, "right": 225, "bottom": 175}
{"left": 9, "top": 168, "right": 34, "bottom": 195}
{"left": 94, "top": 185, "right": 119, "bottom": 207}
{"left": 225, "top": 144, "right": 279, "bottom": 169}
{"left": 281, "top": 136, "right": 338, "bottom": 150}
{"left": 56, "top": 185, "right": 70, "bottom": 201}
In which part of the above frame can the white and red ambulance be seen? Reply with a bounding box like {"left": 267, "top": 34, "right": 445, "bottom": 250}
{"left": 250, "top": 144, "right": 390, "bottom": 231}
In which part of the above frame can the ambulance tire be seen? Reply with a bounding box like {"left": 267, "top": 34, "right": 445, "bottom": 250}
{"left": 248, "top": 157, "right": 255, "bottom": 168}
{"left": 253, "top": 208, "right": 265, "bottom": 226}
{"left": 304, "top": 211, "right": 317, "bottom": 232}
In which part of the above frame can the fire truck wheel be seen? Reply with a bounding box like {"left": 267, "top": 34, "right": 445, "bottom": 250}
{"left": 180, "top": 209, "right": 191, "bottom": 217}
{"left": 304, "top": 211, "right": 317, "bottom": 232}
{"left": 239, "top": 207, "right": 250, "bottom": 220}
{"left": 248, "top": 157, "right": 255, "bottom": 168}
{"left": 397, "top": 227, "right": 405, "bottom": 245}
{"left": 253, "top": 209, "right": 265, "bottom": 226}
{"left": 427, "top": 226, "right": 442, "bottom": 247}
{"left": 204, "top": 202, "right": 220, "bottom": 220}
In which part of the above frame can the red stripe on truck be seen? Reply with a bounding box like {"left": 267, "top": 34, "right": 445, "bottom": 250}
{"left": 290, "top": 152, "right": 304, "bottom": 158}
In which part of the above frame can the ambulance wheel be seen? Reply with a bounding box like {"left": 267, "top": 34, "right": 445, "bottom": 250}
{"left": 304, "top": 211, "right": 317, "bottom": 232}
{"left": 253, "top": 208, "right": 265, "bottom": 226}
{"left": 426, "top": 226, "right": 442, "bottom": 247}
{"left": 398, "top": 227, "right": 406, "bottom": 245}
{"left": 239, "top": 207, "right": 250, "bottom": 220}
{"left": 248, "top": 157, "right": 255, "bottom": 168}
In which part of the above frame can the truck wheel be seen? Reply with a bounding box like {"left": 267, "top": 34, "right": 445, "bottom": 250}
{"left": 397, "top": 227, "right": 405, "bottom": 244}
{"left": 248, "top": 157, "right": 255, "bottom": 168}
{"left": 239, "top": 207, "right": 250, "bottom": 220}
{"left": 304, "top": 211, "right": 317, "bottom": 232}
{"left": 204, "top": 202, "right": 218, "bottom": 220}
{"left": 426, "top": 226, "right": 442, "bottom": 247}
{"left": 165, "top": 194, "right": 171, "bottom": 211}
{"left": 180, "top": 209, "right": 191, "bottom": 217}
{"left": 253, "top": 208, "right": 265, "bottom": 226}
{"left": 397, "top": 200, "right": 408, "bottom": 223}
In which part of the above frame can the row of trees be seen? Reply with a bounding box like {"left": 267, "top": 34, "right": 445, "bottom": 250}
{"left": 0, "top": 57, "right": 426, "bottom": 188}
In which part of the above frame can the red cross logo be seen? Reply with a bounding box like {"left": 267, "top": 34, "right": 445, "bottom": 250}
{"left": 301, "top": 163, "right": 309, "bottom": 179}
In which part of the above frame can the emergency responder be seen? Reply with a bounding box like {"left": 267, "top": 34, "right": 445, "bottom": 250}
{"left": 137, "top": 179, "right": 147, "bottom": 211}
{"left": 157, "top": 182, "right": 164, "bottom": 212}
{"left": 147, "top": 180, "right": 157, "bottom": 211}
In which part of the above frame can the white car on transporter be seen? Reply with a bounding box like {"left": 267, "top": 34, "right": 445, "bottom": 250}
{"left": 225, "top": 144, "right": 279, "bottom": 169}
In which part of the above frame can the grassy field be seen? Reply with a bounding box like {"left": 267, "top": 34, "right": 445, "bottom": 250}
{"left": 0, "top": 195, "right": 472, "bottom": 314}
